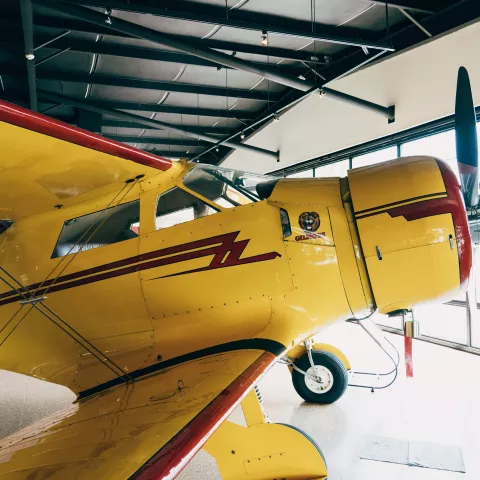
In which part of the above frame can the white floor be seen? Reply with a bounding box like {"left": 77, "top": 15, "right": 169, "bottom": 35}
{"left": 2, "top": 321, "right": 480, "bottom": 479}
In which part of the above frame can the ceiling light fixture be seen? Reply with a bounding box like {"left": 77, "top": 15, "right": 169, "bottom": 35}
{"left": 261, "top": 30, "right": 268, "bottom": 47}
{"left": 105, "top": 8, "right": 112, "bottom": 25}
{"left": 240, "top": 133, "right": 245, "bottom": 140}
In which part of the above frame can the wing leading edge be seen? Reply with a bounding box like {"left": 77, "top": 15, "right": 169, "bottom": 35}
{"left": 0, "top": 349, "right": 277, "bottom": 480}
{"left": 0, "top": 100, "right": 172, "bottom": 221}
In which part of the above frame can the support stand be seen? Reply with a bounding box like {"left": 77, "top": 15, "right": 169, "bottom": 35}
{"left": 204, "top": 388, "right": 328, "bottom": 480}
{"left": 403, "top": 311, "right": 419, "bottom": 378}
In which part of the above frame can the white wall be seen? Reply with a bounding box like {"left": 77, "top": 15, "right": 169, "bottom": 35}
{"left": 223, "top": 19, "right": 480, "bottom": 174}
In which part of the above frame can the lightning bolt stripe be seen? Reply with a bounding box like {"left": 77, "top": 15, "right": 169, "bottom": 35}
{"left": 0, "top": 232, "right": 281, "bottom": 307}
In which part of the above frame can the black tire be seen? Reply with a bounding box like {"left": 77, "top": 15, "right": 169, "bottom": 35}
{"left": 292, "top": 350, "right": 348, "bottom": 404}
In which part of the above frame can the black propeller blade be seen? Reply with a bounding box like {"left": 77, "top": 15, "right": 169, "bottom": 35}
{"left": 455, "top": 66, "right": 479, "bottom": 208}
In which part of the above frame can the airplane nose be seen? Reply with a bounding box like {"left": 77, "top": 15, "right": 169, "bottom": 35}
{"left": 348, "top": 156, "right": 472, "bottom": 314}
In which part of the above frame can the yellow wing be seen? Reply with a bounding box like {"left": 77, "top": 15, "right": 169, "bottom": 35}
{"left": 0, "top": 349, "right": 276, "bottom": 480}
{"left": 0, "top": 100, "right": 172, "bottom": 221}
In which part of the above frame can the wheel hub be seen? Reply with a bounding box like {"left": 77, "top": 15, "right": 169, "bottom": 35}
{"left": 305, "top": 365, "right": 334, "bottom": 394}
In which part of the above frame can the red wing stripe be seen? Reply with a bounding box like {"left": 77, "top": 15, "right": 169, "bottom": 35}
{"left": 0, "top": 100, "right": 171, "bottom": 171}
{"left": 131, "top": 351, "right": 276, "bottom": 480}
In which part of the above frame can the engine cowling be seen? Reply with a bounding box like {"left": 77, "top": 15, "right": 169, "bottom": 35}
{"left": 348, "top": 156, "right": 472, "bottom": 314}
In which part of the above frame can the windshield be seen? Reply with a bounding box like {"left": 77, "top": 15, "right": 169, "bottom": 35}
{"left": 182, "top": 164, "right": 278, "bottom": 208}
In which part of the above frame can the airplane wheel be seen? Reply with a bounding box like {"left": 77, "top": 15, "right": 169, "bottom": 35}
{"left": 292, "top": 350, "right": 348, "bottom": 404}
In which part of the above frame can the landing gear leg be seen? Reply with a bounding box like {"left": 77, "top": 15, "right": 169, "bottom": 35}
{"left": 204, "top": 388, "right": 328, "bottom": 480}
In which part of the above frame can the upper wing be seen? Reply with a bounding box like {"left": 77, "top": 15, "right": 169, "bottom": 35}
{"left": 0, "top": 100, "right": 172, "bottom": 221}
{"left": 0, "top": 349, "right": 276, "bottom": 480}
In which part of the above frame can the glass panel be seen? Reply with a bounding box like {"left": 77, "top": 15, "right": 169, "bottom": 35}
{"left": 413, "top": 302, "right": 467, "bottom": 344}
{"left": 53, "top": 200, "right": 140, "bottom": 258}
{"left": 156, "top": 187, "right": 217, "bottom": 230}
{"left": 183, "top": 164, "right": 275, "bottom": 205}
{"left": 400, "top": 130, "right": 459, "bottom": 179}
{"left": 0, "top": 220, "right": 13, "bottom": 236}
{"left": 287, "top": 169, "right": 314, "bottom": 178}
{"left": 352, "top": 146, "right": 397, "bottom": 168}
{"left": 315, "top": 159, "right": 349, "bottom": 178}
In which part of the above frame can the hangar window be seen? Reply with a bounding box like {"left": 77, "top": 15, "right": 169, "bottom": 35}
{"left": 155, "top": 187, "right": 218, "bottom": 230}
{"left": 52, "top": 200, "right": 140, "bottom": 258}
{"left": 183, "top": 165, "right": 270, "bottom": 207}
{"left": 0, "top": 220, "right": 13, "bottom": 236}
{"left": 401, "top": 131, "right": 460, "bottom": 180}
{"left": 287, "top": 169, "right": 314, "bottom": 178}
{"left": 352, "top": 146, "right": 397, "bottom": 168}
{"left": 314, "top": 160, "right": 349, "bottom": 177}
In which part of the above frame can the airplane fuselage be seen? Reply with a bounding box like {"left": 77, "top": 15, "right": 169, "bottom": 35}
{"left": 0, "top": 157, "right": 470, "bottom": 396}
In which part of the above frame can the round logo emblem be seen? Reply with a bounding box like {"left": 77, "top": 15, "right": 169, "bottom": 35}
{"left": 298, "top": 212, "right": 320, "bottom": 232}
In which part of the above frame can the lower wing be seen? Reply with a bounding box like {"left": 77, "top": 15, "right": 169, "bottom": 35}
{"left": 0, "top": 349, "right": 277, "bottom": 479}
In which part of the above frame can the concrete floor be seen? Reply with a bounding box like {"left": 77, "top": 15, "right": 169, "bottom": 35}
{"left": 1, "top": 321, "right": 480, "bottom": 479}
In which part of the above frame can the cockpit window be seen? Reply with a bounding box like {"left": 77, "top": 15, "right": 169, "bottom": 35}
{"left": 156, "top": 187, "right": 218, "bottom": 230}
{"left": 182, "top": 164, "right": 277, "bottom": 208}
{"left": 52, "top": 200, "right": 140, "bottom": 258}
{"left": 0, "top": 220, "right": 13, "bottom": 236}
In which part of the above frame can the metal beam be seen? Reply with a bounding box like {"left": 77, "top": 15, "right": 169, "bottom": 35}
{"left": 39, "top": 2, "right": 315, "bottom": 92}
{"left": 192, "top": 87, "right": 319, "bottom": 163}
{"left": 101, "top": 119, "right": 228, "bottom": 135}
{"left": 19, "top": 0, "right": 37, "bottom": 111}
{"left": 71, "top": 99, "right": 257, "bottom": 119}
{"left": 20, "top": 115, "right": 229, "bottom": 135}
{"left": 366, "top": 0, "right": 452, "bottom": 14}
{"left": 77, "top": 109, "right": 102, "bottom": 134}
{"left": 29, "top": 36, "right": 310, "bottom": 74}
{"left": 37, "top": 89, "right": 279, "bottom": 160}
{"left": 106, "top": 135, "right": 206, "bottom": 146}
{"left": 321, "top": 87, "right": 395, "bottom": 122}
{"left": 316, "top": 0, "right": 480, "bottom": 83}
{"left": 144, "top": 150, "right": 197, "bottom": 159}
{"left": 35, "top": 48, "right": 71, "bottom": 66}
{"left": 31, "top": 69, "right": 281, "bottom": 101}
{"left": 54, "top": 0, "right": 394, "bottom": 51}
{"left": 0, "top": 72, "right": 255, "bottom": 117}
{"left": 34, "top": 30, "right": 71, "bottom": 51}
{"left": 399, "top": 8, "right": 432, "bottom": 37}
{"left": 1, "top": 16, "right": 328, "bottom": 64}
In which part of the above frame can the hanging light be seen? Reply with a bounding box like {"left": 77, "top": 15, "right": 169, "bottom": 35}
{"left": 240, "top": 133, "right": 246, "bottom": 140}
{"left": 105, "top": 8, "right": 112, "bottom": 25}
{"left": 261, "top": 30, "right": 268, "bottom": 47}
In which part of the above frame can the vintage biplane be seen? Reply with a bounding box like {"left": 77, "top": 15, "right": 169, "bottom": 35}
{"left": 0, "top": 67, "right": 476, "bottom": 480}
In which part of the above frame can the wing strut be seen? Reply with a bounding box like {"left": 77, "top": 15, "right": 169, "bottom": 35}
{"left": 0, "top": 176, "right": 146, "bottom": 386}
{"left": 0, "top": 266, "right": 130, "bottom": 382}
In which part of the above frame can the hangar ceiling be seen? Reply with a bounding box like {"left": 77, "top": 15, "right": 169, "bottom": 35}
{"left": 0, "top": 0, "right": 475, "bottom": 165}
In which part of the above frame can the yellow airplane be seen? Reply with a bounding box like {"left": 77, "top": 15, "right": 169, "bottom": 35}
{"left": 0, "top": 67, "right": 476, "bottom": 480}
